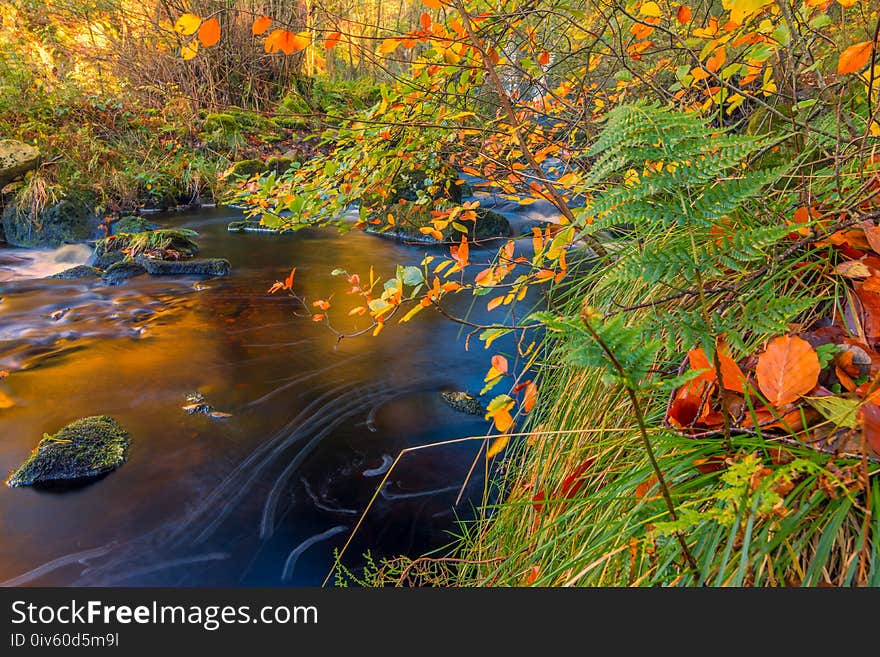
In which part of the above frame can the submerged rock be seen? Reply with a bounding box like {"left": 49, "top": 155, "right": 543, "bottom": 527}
{"left": 6, "top": 416, "right": 130, "bottom": 487}
{"left": 182, "top": 392, "right": 233, "bottom": 419}
{"left": 112, "top": 216, "right": 161, "bottom": 235}
{"left": 1, "top": 198, "right": 100, "bottom": 248}
{"left": 440, "top": 391, "right": 484, "bottom": 415}
{"left": 49, "top": 265, "right": 102, "bottom": 280}
{"left": 102, "top": 261, "right": 147, "bottom": 286}
{"left": 0, "top": 139, "right": 40, "bottom": 189}
{"left": 141, "top": 258, "right": 230, "bottom": 277}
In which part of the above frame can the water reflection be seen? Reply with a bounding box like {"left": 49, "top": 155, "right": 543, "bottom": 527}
{"left": 0, "top": 207, "right": 522, "bottom": 586}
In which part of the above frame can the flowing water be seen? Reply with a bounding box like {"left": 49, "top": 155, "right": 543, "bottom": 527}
{"left": 0, "top": 205, "right": 546, "bottom": 586}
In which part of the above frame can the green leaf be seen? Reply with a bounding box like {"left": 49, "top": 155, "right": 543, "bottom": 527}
{"left": 806, "top": 396, "right": 860, "bottom": 429}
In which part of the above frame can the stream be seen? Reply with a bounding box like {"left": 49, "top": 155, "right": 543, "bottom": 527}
{"left": 0, "top": 204, "right": 550, "bottom": 586}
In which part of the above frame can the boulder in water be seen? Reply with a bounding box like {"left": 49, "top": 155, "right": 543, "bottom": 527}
{"left": 1, "top": 198, "right": 100, "bottom": 248}
{"left": 102, "top": 260, "right": 147, "bottom": 286}
{"left": 49, "top": 265, "right": 102, "bottom": 279}
{"left": 440, "top": 391, "right": 484, "bottom": 415}
{"left": 6, "top": 416, "right": 130, "bottom": 487}
{"left": 0, "top": 140, "right": 40, "bottom": 189}
{"left": 142, "top": 258, "right": 230, "bottom": 277}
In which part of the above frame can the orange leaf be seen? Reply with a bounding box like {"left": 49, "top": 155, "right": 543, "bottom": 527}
{"left": 487, "top": 296, "right": 505, "bottom": 311}
{"left": 837, "top": 41, "right": 873, "bottom": 75}
{"left": 688, "top": 342, "right": 747, "bottom": 393}
{"left": 706, "top": 46, "right": 726, "bottom": 72}
{"left": 265, "top": 30, "right": 309, "bottom": 55}
{"left": 284, "top": 266, "right": 296, "bottom": 290}
{"left": 422, "top": 0, "right": 444, "bottom": 8}
{"left": 197, "top": 17, "right": 220, "bottom": 47}
{"left": 324, "top": 31, "right": 341, "bottom": 49}
{"left": 252, "top": 16, "right": 272, "bottom": 36}
{"left": 491, "top": 354, "right": 508, "bottom": 374}
{"left": 755, "top": 335, "right": 821, "bottom": 407}
{"left": 492, "top": 409, "right": 514, "bottom": 433}
{"left": 525, "top": 566, "right": 540, "bottom": 584}
{"left": 311, "top": 313, "right": 325, "bottom": 322}
{"left": 677, "top": 4, "right": 692, "bottom": 24}
{"left": 523, "top": 381, "right": 538, "bottom": 412}
{"left": 538, "top": 50, "right": 550, "bottom": 65}
{"left": 420, "top": 12, "right": 432, "bottom": 31}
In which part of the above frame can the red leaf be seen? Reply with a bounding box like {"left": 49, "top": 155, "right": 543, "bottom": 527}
{"left": 858, "top": 403, "right": 880, "bottom": 455}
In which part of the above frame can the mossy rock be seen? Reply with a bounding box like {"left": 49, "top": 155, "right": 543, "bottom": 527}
{"left": 440, "top": 391, "right": 484, "bottom": 415}
{"left": 112, "top": 216, "right": 160, "bottom": 235}
{"left": 141, "top": 258, "right": 230, "bottom": 277}
{"left": 90, "top": 249, "right": 124, "bottom": 270}
{"left": 1, "top": 198, "right": 100, "bottom": 248}
{"left": 6, "top": 416, "right": 130, "bottom": 487}
{"left": 229, "top": 160, "right": 266, "bottom": 178}
{"left": 102, "top": 261, "right": 147, "bottom": 286}
{"left": 49, "top": 265, "right": 102, "bottom": 280}
{"left": 201, "top": 112, "right": 239, "bottom": 133}
{"left": 266, "top": 156, "right": 299, "bottom": 175}
{"left": 94, "top": 229, "right": 200, "bottom": 261}
{"left": 0, "top": 139, "right": 40, "bottom": 189}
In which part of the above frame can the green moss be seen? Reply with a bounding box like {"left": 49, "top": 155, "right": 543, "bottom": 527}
{"left": 229, "top": 160, "right": 266, "bottom": 178}
{"left": 6, "top": 416, "right": 130, "bottom": 487}
{"left": 112, "top": 215, "right": 160, "bottom": 235}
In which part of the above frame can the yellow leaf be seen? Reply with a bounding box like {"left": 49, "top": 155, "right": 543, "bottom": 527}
{"left": 486, "top": 435, "right": 510, "bottom": 459}
{"left": 198, "top": 17, "right": 221, "bottom": 47}
{"left": 174, "top": 13, "right": 201, "bottom": 36}
{"left": 181, "top": 40, "right": 199, "bottom": 60}
{"left": 379, "top": 38, "right": 400, "bottom": 54}
{"left": 640, "top": 1, "right": 662, "bottom": 17}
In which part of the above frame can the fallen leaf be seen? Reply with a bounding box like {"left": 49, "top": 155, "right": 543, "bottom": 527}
{"left": 857, "top": 403, "right": 880, "bottom": 454}
{"left": 755, "top": 335, "right": 821, "bottom": 407}
{"left": 688, "top": 342, "right": 747, "bottom": 393}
